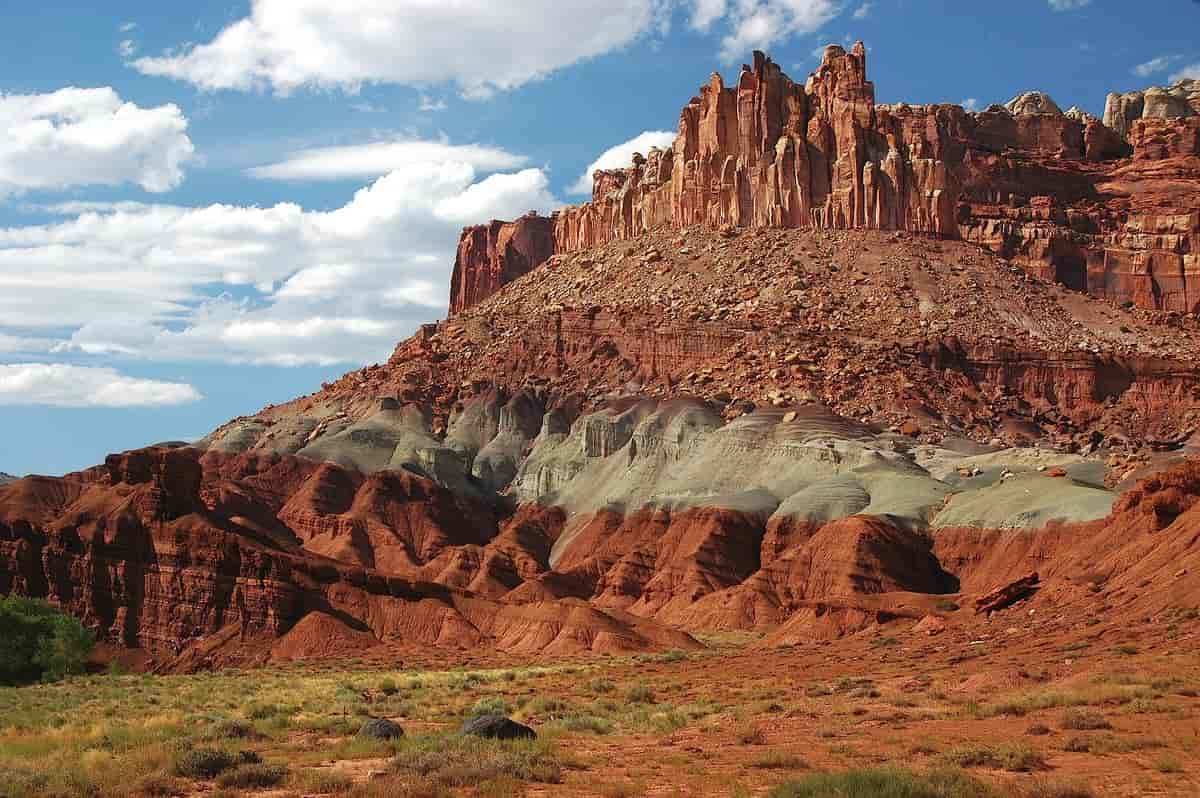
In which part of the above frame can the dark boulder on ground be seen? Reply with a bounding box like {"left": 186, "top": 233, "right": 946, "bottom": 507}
{"left": 358, "top": 718, "right": 404, "bottom": 739}
{"left": 460, "top": 714, "right": 536, "bottom": 740}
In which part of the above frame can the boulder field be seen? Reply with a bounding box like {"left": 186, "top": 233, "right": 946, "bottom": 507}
{"left": 4, "top": 45, "right": 1200, "bottom": 669}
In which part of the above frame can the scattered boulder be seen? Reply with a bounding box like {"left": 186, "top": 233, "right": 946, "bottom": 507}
{"left": 359, "top": 718, "right": 404, "bottom": 740}
{"left": 975, "top": 573, "right": 1040, "bottom": 614}
{"left": 460, "top": 714, "right": 536, "bottom": 740}
{"left": 913, "top": 615, "right": 947, "bottom": 636}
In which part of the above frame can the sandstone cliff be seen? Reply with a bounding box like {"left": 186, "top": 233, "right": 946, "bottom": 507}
{"left": 1104, "top": 78, "right": 1200, "bottom": 138}
{"left": 452, "top": 46, "right": 1200, "bottom": 317}
{"left": 449, "top": 213, "right": 555, "bottom": 316}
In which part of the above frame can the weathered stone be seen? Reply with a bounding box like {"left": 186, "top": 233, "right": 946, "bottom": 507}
{"left": 450, "top": 213, "right": 555, "bottom": 314}
{"left": 460, "top": 714, "right": 536, "bottom": 740}
{"left": 975, "top": 573, "right": 1040, "bottom": 614}
{"left": 359, "top": 718, "right": 404, "bottom": 739}
{"left": 1005, "top": 91, "right": 1063, "bottom": 117}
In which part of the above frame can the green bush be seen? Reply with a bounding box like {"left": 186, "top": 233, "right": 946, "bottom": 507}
{"left": 0, "top": 595, "right": 94, "bottom": 685}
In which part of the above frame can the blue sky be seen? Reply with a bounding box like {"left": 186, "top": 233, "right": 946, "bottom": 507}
{"left": 1, "top": 0, "right": 1197, "bottom": 476}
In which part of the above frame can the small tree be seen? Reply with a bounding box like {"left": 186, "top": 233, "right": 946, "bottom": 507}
{"left": 0, "top": 596, "right": 95, "bottom": 685}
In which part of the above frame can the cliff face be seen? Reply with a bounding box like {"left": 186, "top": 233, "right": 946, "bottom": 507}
{"left": 1104, "top": 78, "right": 1200, "bottom": 138}
{"left": 449, "top": 214, "right": 555, "bottom": 316}
{"left": 451, "top": 45, "right": 1200, "bottom": 315}
{"left": 553, "top": 45, "right": 961, "bottom": 254}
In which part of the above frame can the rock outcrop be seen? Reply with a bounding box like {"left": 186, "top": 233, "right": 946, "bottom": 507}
{"left": 1104, "top": 79, "right": 1200, "bottom": 138}
{"left": 1005, "top": 91, "right": 1063, "bottom": 117}
{"left": 449, "top": 213, "right": 555, "bottom": 315}
{"left": 0, "top": 446, "right": 698, "bottom": 666}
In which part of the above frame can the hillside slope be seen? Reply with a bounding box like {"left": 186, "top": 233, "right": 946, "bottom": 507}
{"left": 3, "top": 45, "right": 1200, "bottom": 668}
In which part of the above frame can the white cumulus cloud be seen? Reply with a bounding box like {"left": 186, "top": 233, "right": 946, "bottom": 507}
{"left": 852, "top": 3, "right": 872, "bottom": 19}
{"left": 0, "top": 157, "right": 559, "bottom": 367}
{"left": 1048, "top": 0, "right": 1090, "bottom": 10}
{"left": 0, "top": 363, "right": 200, "bottom": 407}
{"left": 712, "top": 0, "right": 841, "bottom": 61}
{"left": 689, "top": 0, "right": 728, "bottom": 30}
{"left": 247, "top": 139, "right": 528, "bottom": 181}
{"left": 569, "top": 130, "right": 677, "bottom": 195}
{"left": 131, "top": 0, "right": 673, "bottom": 98}
{"left": 0, "top": 87, "right": 195, "bottom": 199}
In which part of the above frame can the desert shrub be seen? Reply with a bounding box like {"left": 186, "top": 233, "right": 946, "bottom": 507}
{"left": 1025, "top": 724, "right": 1051, "bottom": 736}
{"left": 217, "top": 762, "right": 287, "bottom": 788}
{"left": 1013, "top": 781, "right": 1094, "bottom": 798}
{"left": 1153, "top": 754, "right": 1182, "bottom": 773}
{"left": 587, "top": 678, "right": 616, "bottom": 694}
{"left": 625, "top": 684, "right": 655, "bottom": 704}
{"left": 935, "top": 600, "right": 960, "bottom": 613}
{"left": 379, "top": 678, "right": 400, "bottom": 695}
{"left": 173, "top": 747, "right": 259, "bottom": 779}
{"left": 997, "top": 744, "right": 1045, "bottom": 772}
{"left": 246, "top": 701, "right": 291, "bottom": 720}
{"left": 526, "top": 697, "right": 569, "bottom": 716}
{"left": 134, "top": 772, "right": 185, "bottom": 797}
{"left": 768, "top": 767, "right": 994, "bottom": 797}
{"left": 208, "top": 718, "right": 260, "bottom": 740}
{"left": 738, "top": 723, "right": 768, "bottom": 745}
{"left": 560, "top": 714, "right": 613, "bottom": 734}
{"left": 391, "top": 734, "right": 562, "bottom": 786}
{"left": 749, "top": 751, "right": 808, "bottom": 770}
{"left": 1062, "top": 737, "right": 1090, "bottom": 753}
{"left": 292, "top": 768, "right": 355, "bottom": 794}
{"left": 1059, "top": 709, "right": 1111, "bottom": 730}
{"left": 940, "top": 744, "right": 1043, "bottom": 772}
{"left": 0, "top": 596, "right": 94, "bottom": 685}
{"left": 469, "top": 696, "right": 513, "bottom": 717}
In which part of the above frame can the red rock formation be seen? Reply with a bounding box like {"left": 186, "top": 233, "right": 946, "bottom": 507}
{"left": 449, "top": 213, "right": 555, "bottom": 314}
{"left": 551, "top": 45, "right": 960, "bottom": 252}
{"left": 0, "top": 446, "right": 695, "bottom": 666}
{"left": 1129, "top": 117, "right": 1200, "bottom": 160}
{"left": 449, "top": 45, "right": 1199, "bottom": 314}
{"left": 974, "top": 572, "right": 1039, "bottom": 613}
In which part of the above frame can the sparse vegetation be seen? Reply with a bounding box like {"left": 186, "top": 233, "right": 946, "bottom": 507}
{"left": 625, "top": 683, "right": 655, "bottom": 704}
{"left": 390, "top": 733, "right": 564, "bottom": 786}
{"left": 0, "top": 642, "right": 1189, "bottom": 797}
{"left": 173, "top": 747, "right": 258, "bottom": 779}
{"left": 769, "top": 767, "right": 994, "bottom": 797}
{"left": 216, "top": 762, "right": 288, "bottom": 788}
{"left": 941, "top": 744, "right": 1044, "bottom": 772}
{"left": 1059, "top": 709, "right": 1111, "bottom": 730}
{"left": 750, "top": 751, "right": 808, "bottom": 770}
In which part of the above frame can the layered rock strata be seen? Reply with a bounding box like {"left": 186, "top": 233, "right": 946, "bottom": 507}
{"left": 452, "top": 47, "right": 1200, "bottom": 315}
